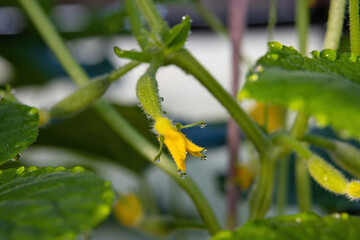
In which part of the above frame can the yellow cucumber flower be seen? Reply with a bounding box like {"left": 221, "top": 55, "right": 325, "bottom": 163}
{"left": 154, "top": 117, "right": 205, "bottom": 174}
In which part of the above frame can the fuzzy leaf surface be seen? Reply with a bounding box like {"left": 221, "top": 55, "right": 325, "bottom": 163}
{"left": 240, "top": 43, "right": 360, "bottom": 137}
{"left": 0, "top": 166, "right": 113, "bottom": 240}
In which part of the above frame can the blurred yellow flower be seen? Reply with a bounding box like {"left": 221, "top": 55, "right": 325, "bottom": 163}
{"left": 113, "top": 194, "right": 144, "bottom": 227}
{"left": 249, "top": 102, "right": 284, "bottom": 133}
{"left": 234, "top": 165, "right": 255, "bottom": 190}
{"left": 154, "top": 117, "right": 204, "bottom": 173}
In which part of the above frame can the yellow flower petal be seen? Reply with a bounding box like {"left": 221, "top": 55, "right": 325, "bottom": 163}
{"left": 164, "top": 129, "right": 187, "bottom": 172}
{"left": 154, "top": 117, "right": 205, "bottom": 173}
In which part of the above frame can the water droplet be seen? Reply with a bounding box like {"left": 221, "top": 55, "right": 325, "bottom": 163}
{"left": 27, "top": 107, "right": 38, "bottom": 116}
{"left": 27, "top": 166, "right": 38, "bottom": 172}
{"left": 175, "top": 123, "right": 182, "bottom": 129}
{"left": 159, "top": 97, "right": 164, "bottom": 102}
{"left": 104, "top": 181, "right": 112, "bottom": 188}
{"left": 177, "top": 169, "right": 182, "bottom": 175}
{"left": 269, "top": 53, "right": 279, "bottom": 60}
{"left": 201, "top": 156, "right": 207, "bottom": 162}
{"left": 138, "top": 103, "right": 142, "bottom": 107}
{"left": 311, "top": 50, "right": 320, "bottom": 58}
{"left": 154, "top": 157, "right": 160, "bottom": 163}
{"left": 200, "top": 122, "right": 207, "bottom": 128}
{"left": 182, "top": 16, "right": 186, "bottom": 21}
{"left": 248, "top": 73, "right": 258, "bottom": 82}
{"left": 16, "top": 166, "right": 25, "bottom": 174}
{"left": 348, "top": 53, "right": 357, "bottom": 62}
{"left": 162, "top": 111, "right": 167, "bottom": 116}
{"left": 254, "top": 65, "right": 264, "bottom": 73}
{"left": 315, "top": 114, "right": 328, "bottom": 128}
{"left": 11, "top": 153, "right": 21, "bottom": 161}
{"left": 341, "top": 212, "right": 349, "bottom": 219}
{"left": 320, "top": 49, "right": 337, "bottom": 61}
{"left": 238, "top": 90, "right": 250, "bottom": 100}
{"left": 11, "top": 88, "right": 16, "bottom": 94}
{"left": 332, "top": 213, "right": 341, "bottom": 219}
{"left": 295, "top": 218, "right": 302, "bottom": 223}
{"left": 189, "top": 18, "right": 193, "bottom": 23}
{"left": 201, "top": 148, "right": 207, "bottom": 154}
{"left": 181, "top": 173, "right": 187, "bottom": 179}
{"left": 268, "top": 41, "right": 283, "bottom": 52}
{"left": 55, "top": 166, "right": 66, "bottom": 172}
{"left": 72, "top": 166, "right": 85, "bottom": 173}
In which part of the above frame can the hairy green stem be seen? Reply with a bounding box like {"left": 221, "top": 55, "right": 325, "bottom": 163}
{"left": 133, "top": 0, "right": 270, "bottom": 155}
{"left": 19, "top": 0, "right": 221, "bottom": 235}
{"left": 134, "top": 0, "right": 169, "bottom": 37}
{"left": 94, "top": 101, "right": 221, "bottom": 234}
{"left": 194, "top": 0, "right": 229, "bottom": 37}
{"left": 323, "top": 0, "right": 347, "bottom": 50}
{"left": 169, "top": 50, "right": 270, "bottom": 156}
{"left": 349, "top": 0, "right": 360, "bottom": 55}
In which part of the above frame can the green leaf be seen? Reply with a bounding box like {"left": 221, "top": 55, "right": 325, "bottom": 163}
{"left": 0, "top": 98, "right": 39, "bottom": 165}
{"left": 0, "top": 166, "right": 113, "bottom": 240}
{"left": 114, "top": 47, "right": 152, "bottom": 62}
{"left": 213, "top": 212, "right": 360, "bottom": 240}
{"left": 36, "top": 104, "right": 154, "bottom": 173}
{"left": 240, "top": 42, "right": 360, "bottom": 137}
{"left": 163, "top": 15, "right": 191, "bottom": 51}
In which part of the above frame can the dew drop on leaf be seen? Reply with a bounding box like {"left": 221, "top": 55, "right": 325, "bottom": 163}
{"left": 320, "top": 49, "right": 337, "bottom": 61}
{"left": 16, "top": 166, "right": 25, "bottom": 175}
{"left": 311, "top": 50, "right": 320, "bottom": 58}
{"left": 27, "top": 107, "right": 38, "bottom": 116}
{"left": 248, "top": 73, "right": 259, "bottom": 82}
{"left": 27, "top": 166, "right": 38, "bottom": 172}
{"left": 200, "top": 122, "right": 207, "bottom": 128}
{"left": 201, "top": 156, "right": 207, "bottom": 161}
{"left": 268, "top": 41, "right": 283, "bottom": 52}
{"left": 348, "top": 53, "right": 357, "bottom": 63}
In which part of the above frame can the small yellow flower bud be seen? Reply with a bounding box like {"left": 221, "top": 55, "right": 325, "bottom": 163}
{"left": 307, "top": 156, "right": 349, "bottom": 195}
{"left": 347, "top": 180, "right": 360, "bottom": 200}
{"left": 113, "top": 194, "right": 144, "bottom": 227}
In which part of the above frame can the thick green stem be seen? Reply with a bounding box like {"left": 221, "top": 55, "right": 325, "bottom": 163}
{"left": 302, "top": 135, "right": 336, "bottom": 149}
{"left": 276, "top": 158, "right": 289, "bottom": 215}
{"left": 296, "top": 0, "right": 309, "bottom": 54}
{"left": 323, "top": 0, "right": 347, "bottom": 50}
{"left": 292, "top": 0, "right": 311, "bottom": 213}
{"left": 19, "top": 0, "right": 221, "bottom": 235}
{"left": 267, "top": 0, "right": 278, "bottom": 41}
{"left": 349, "top": 0, "right": 360, "bottom": 55}
{"left": 249, "top": 157, "right": 276, "bottom": 220}
{"left": 169, "top": 50, "right": 270, "bottom": 156}
{"left": 272, "top": 133, "right": 312, "bottom": 160}
{"left": 194, "top": 0, "right": 229, "bottom": 37}
{"left": 17, "top": 0, "right": 88, "bottom": 86}
{"left": 295, "top": 156, "right": 311, "bottom": 212}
